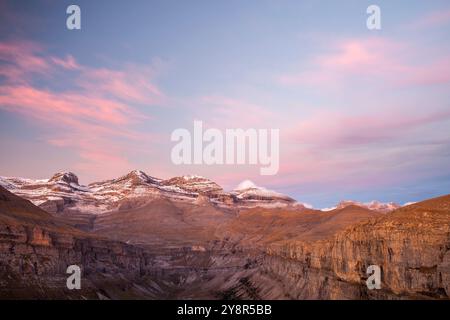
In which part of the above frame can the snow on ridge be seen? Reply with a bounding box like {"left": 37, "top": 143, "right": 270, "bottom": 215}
{"left": 69, "top": 182, "right": 91, "bottom": 192}
{"left": 181, "top": 174, "right": 207, "bottom": 180}
{"left": 3, "top": 171, "right": 300, "bottom": 214}
{"left": 300, "top": 202, "right": 314, "bottom": 209}
{"left": 333, "top": 199, "right": 401, "bottom": 212}
{"left": 0, "top": 176, "right": 49, "bottom": 184}
{"left": 234, "top": 180, "right": 278, "bottom": 195}
{"left": 232, "top": 180, "right": 294, "bottom": 203}
{"left": 235, "top": 180, "right": 258, "bottom": 190}
{"left": 0, "top": 176, "right": 16, "bottom": 190}
{"left": 321, "top": 206, "right": 337, "bottom": 212}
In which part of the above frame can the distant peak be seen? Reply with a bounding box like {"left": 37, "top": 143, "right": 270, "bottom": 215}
{"left": 235, "top": 180, "right": 259, "bottom": 190}
{"left": 232, "top": 180, "right": 295, "bottom": 203}
{"left": 49, "top": 172, "right": 79, "bottom": 185}
{"left": 118, "top": 170, "right": 160, "bottom": 185}
{"left": 336, "top": 200, "right": 400, "bottom": 213}
{"left": 128, "top": 170, "right": 149, "bottom": 178}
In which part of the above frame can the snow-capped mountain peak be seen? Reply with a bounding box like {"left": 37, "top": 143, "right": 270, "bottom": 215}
{"left": 117, "top": 170, "right": 159, "bottom": 184}
{"left": 48, "top": 172, "right": 79, "bottom": 185}
{"left": 232, "top": 180, "right": 295, "bottom": 205}
{"left": 235, "top": 180, "right": 258, "bottom": 191}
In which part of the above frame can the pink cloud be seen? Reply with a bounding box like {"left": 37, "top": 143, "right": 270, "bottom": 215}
{"left": 0, "top": 41, "right": 51, "bottom": 83}
{"left": 257, "top": 104, "right": 450, "bottom": 191}
{"left": 0, "top": 85, "right": 141, "bottom": 125}
{"left": 289, "top": 108, "right": 450, "bottom": 148}
{"left": 401, "top": 59, "right": 450, "bottom": 86}
{"left": 78, "top": 66, "right": 163, "bottom": 106}
{"left": 278, "top": 37, "right": 450, "bottom": 88}
{"left": 274, "top": 35, "right": 450, "bottom": 190}
{"left": 50, "top": 55, "right": 80, "bottom": 70}
{"left": 0, "top": 40, "right": 164, "bottom": 181}
{"left": 197, "top": 95, "right": 276, "bottom": 128}
{"left": 410, "top": 9, "right": 450, "bottom": 29}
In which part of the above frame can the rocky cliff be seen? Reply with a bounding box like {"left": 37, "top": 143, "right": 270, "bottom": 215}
{"left": 0, "top": 186, "right": 158, "bottom": 299}
{"left": 254, "top": 195, "right": 450, "bottom": 299}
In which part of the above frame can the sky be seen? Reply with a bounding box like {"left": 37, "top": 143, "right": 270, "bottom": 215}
{"left": 0, "top": 0, "right": 450, "bottom": 208}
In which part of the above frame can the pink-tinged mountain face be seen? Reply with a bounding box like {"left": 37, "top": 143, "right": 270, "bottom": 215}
{"left": 231, "top": 180, "right": 298, "bottom": 208}
{"left": 0, "top": 171, "right": 299, "bottom": 215}
{"left": 160, "top": 175, "right": 223, "bottom": 195}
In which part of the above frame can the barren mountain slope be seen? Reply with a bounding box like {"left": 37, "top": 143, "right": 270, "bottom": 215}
{"left": 93, "top": 197, "right": 236, "bottom": 248}
{"left": 218, "top": 205, "right": 383, "bottom": 246}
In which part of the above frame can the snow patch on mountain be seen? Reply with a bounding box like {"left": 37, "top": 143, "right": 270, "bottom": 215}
{"left": 231, "top": 180, "right": 299, "bottom": 208}
{"left": 233, "top": 180, "right": 286, "bottom": 198}
{"left": 0, "top": 177, "right": 16, "bottom": 190}
{"left": 235, "top": 180, "right": 258, "bottom": 190}
{"left": 320, "top": 206, "right": 337, "bottom": 212}
{"left": 403, "top": 201, "right": 417, "bottom": 207}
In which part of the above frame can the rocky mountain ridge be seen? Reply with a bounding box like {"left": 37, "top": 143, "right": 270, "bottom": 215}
{"left": 0, "top": 171, "right": 403, "bottom": 216}
{"left": 0, "top": 171, "right": 297, "bottom": 215}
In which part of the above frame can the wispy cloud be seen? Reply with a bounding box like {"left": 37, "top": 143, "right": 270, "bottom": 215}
{"left": 196, "top": 95, "right": 275, "bottom": 128}
{"left": 277, "top": 37, "right": 450, "bottom": 88}
{"left": 409, "top": 9, "right": 450, "bottom": 29}
{"left": 289, "top": 108, "right": 450, "bottom": 148}
{"left": 0, "top": 40, "right": 164, "bottom": 180}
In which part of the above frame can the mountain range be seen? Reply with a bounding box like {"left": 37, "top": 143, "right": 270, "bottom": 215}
{"left": 0, "top": 171, "right": 401, "bottom": 215}
{"left": 0, "top": 170, "right": 449, "bottom": 299}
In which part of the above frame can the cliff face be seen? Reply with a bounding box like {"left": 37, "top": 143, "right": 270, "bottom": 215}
{"left": 0, "top": 224, "right": 149, "bottom": 277}
{"left": 0, "top": 186, "right": 156, "bottom": 299}
{"left": 0, "top": 222, "right": 162, "bottom": 299}
{"left": 256, "top": 196, "right": 450, "bottom": 299}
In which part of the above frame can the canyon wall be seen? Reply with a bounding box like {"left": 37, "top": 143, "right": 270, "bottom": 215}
{"left": 254, "top": 198, "right": 450, "bottom": 299}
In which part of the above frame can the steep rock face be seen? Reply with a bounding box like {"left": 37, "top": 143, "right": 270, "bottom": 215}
{"left": 0, "top": 224, "right": 148, "bottom": 277}
{"left": 0, "top": 186, "right": 156, "bottom": 299}
{"left": 48, "top": 172, "right": 80, "bottom": 185}
{"left": 0, "top": 222, "right": 263, "bottom": 300}
{"left": 260, "top": 195, "right": 450, "bottom": 299}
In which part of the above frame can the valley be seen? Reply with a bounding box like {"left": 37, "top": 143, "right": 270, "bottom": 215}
{"left": 0, "top": 171, "right": 449, "bottom": 299}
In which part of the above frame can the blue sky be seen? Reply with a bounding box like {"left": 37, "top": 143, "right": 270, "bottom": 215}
{"left": 1, "top": 0, "right": 450, "bottom": 208}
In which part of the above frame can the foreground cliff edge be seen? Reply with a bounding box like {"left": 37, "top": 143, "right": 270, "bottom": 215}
{"left": 0, "top": 176, "right": 449, "bottom": 299}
